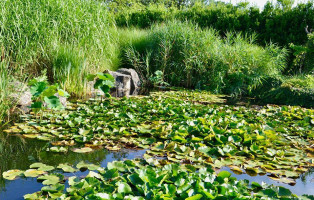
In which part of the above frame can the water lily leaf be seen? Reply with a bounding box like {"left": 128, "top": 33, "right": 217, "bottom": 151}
{"left": 24, "top": 169, "right": 46, "bottom": 177}
{"left": 278, "top": 186, "right": 292, "bottom": 196}
{"left": 47, "top": 146, "right": 68, "bottom": 153}
{"left": 268, "top": 176, "right": 296, "bottom": 185}
{"left": 72, "top": 147, "right": 93, "bottom": 153}
{"left": 23, "top": 134, "right": 39, "bottom": 139}
{"left": 107, "top": 161, "right": 128, "bottom": 172}
{"left": 57, "top": 164, "right": 77, "bottom": 173}
{"left": 116, "top": 182, "right": 132, "bottom": 194}
{"left": 30, "top": 163, "right": 55, "bottom": 172}
{"left": 230, "top": 166, "right": 243, "bottom": 174}
{"left": 41, "top": 183, "right": 65, "bottom": 193}
{"left": 76, "top": 161, "right": 99, "bottom": 171}
{"left": 37, "top": 174, "right": 60, "bottom": 185}
{"left": 3, "top": 169, "right": 24, "bottom": 180}
{"left": 102, "top": 169, "right": 119, "bottom": 180}
{"left": 24, "top": 192, "right": 41, "bottom": 200}
{"left": 217, "top": 171, "right": 231, "bottom": 179}
{"left": 95, "top": 193, "right": 111, "bottom": 199}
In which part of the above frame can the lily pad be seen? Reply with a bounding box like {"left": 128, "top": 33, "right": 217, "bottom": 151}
{"left": 3, "top": 169, "right": 24, "bottom": 180}
{"left": 72, "top": 147, "right": 93, "bottom": 153}
{"left": 24, "top": 169, "right": 46, "bottom": 177}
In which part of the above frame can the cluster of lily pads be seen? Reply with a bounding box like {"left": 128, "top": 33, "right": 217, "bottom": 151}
{"left": 3, "top": 90, "right": 314, "bottom": 187}
{"left": 3, "top": 160, "right": 314, "bottom": 199}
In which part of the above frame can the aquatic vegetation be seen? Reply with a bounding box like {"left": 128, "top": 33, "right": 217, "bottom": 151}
{"left": 3, "top": 160, "right": 314, "bottom": 199}
{"left": 3, "top": 90, "right": 313, "bottom": 186}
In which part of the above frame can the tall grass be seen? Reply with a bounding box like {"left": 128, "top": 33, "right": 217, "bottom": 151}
{"left": 123, "top": 21, "right": 288, "bottom": 96}
{"left": 0, "top": 0, "right": 119, "bottom": 96}
{"left": 0, "top": 61, "right": 12, "bottom": 124}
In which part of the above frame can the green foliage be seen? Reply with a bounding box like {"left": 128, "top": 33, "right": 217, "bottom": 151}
{"left": 254, "top": 75, "right": 314, "bottom": 107}
{"left": 4, "top": 160, "right": 314, "bottom": 199}
{"left": 4, "top": 90, "right": 314, "bottom": 181}
{"left": 28, "top": 76, "right": 70, "bottom": 112}
{"left": 124, "top": 21, "right": 287, "bottom": 96}
{"left": 0, "top": 61, "right": 12, "bottom": 124}
{"left": 149, "top": 70, "right": 169, "bottom": 87}
{"left": 0, "top": 0, "right": 118, "bottom": 96}
{"left": 87, "top": 72, "right": 115, "bottom": 98}
{"left": 290, "top": 33, "right": 314, "bottom": 74}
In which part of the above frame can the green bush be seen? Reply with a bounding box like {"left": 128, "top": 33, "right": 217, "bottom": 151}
{"left": 123, "top": 21, "right": 287, "bottom": 96}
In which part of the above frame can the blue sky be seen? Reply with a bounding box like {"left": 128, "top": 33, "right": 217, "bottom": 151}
{"left": 218, "top": 0, "right": 310, "bottom": 8}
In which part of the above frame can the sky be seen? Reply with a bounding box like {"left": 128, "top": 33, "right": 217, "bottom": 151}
{"left": 218, "top": 0, "right": 311, "bottom": 8}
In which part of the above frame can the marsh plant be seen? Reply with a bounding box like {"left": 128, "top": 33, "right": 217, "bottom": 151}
{"left": 0, "top": 61, "right": 12, "bottom": 124}
{"left": 123, "top": 21, "right": 288, "bottom": 97}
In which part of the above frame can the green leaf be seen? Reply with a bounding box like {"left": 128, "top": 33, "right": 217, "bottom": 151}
{"left": 116, "top": 182, "right": 132, "bottom": 194}
{"left": 58, "top": 89, "right": 70, "bottom": 98}
{"left": 186, "top": 194, "right": 203, "bottom": 200}
{"left": 87, "top": 74, "right": 97, "bottom": 81}
{"left": 30, "top": 82, "right": 47, "bottom": 97}
{"left": 217, "top": 171, "right": 231, "bottom": 179}
{"left": 278, "top": 186, "right": 292, "bottom": 196}
{"left": 72, "top": 147, "right": 93, "bottom": 153}
{"left": 3, "top": 169, "right": 24, "bottom": 180}
{"left": 37, "top": 174, "right": 60, "bottom": 185}
{"left": 30, "top": 163, "right": 55, "bottom": 172}
{"left": 57, "top": 164, "right": 77, "bottom": 173}
{"left": 44, "top": 96, "right": 63, "bottom": 110}
{"left": 24, "top": 169, "right": 46, "bottom": 177}
{"left": 107, "top": 161, "right": 127, "bottom": 172}
{"left": 76, "top": 161, "right": 99, "bottom": 171}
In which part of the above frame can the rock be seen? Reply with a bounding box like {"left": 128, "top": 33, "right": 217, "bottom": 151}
{"left": 116, "top": 68, "right": 141, "bottom": 95}
{"left": 107, "top": 71, "right": 131, "bottom": 97}
{"left": 87, "top": 68, "right": 141, "bottom": 97}
{"left": 9, "top": 81, "right": 32, "bottom": 113}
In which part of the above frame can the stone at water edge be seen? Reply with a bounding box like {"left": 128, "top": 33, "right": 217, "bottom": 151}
{"left": 107, "top": 71, "right": 131, "bottom": 97}
{"left": 116, "top": 68, "right": 141, "bottom": 95}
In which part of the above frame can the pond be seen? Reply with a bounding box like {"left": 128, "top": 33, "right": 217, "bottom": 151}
{"left": 0, "top": 90, "right": 313, "bottom": 199}
{"left": 0, "top": 133, "right": 313, "bottom": 199}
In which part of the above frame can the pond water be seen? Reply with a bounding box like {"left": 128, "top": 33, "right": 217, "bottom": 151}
{"left": 0, "top": 133, "right": 313, "bottom": 199}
